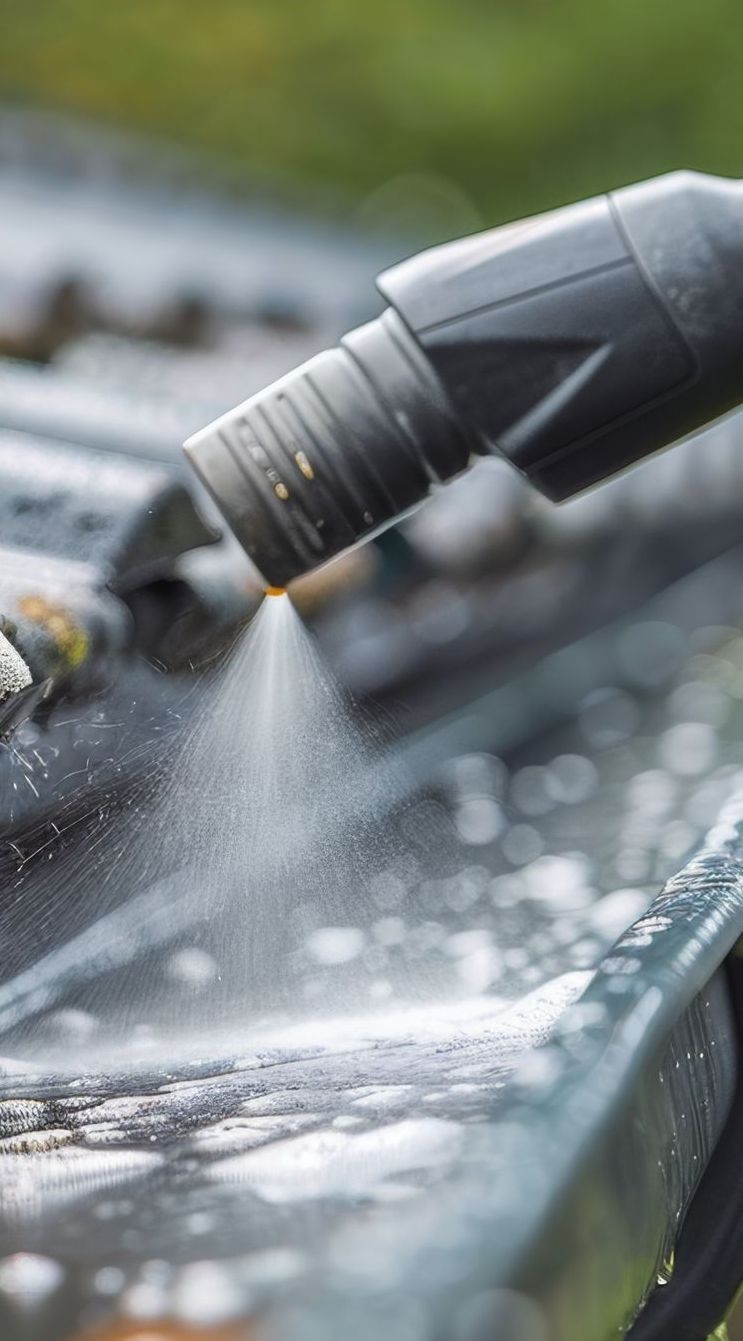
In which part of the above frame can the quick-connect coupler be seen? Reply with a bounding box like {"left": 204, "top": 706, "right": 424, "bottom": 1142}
{"left": 185, "top": 171, "right": 743, "bottom": 587}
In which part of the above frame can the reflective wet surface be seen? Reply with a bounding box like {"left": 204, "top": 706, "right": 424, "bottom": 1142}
{"left": 2, "top": 114, "right": 743, "bottom": 1341}
{"left": 3, "top": 606, "right": 743, "bottom": 1337}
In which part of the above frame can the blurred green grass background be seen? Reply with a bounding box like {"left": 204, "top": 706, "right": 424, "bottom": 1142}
{"left": 2, "top": 0, "right": 743, "bottom": 230}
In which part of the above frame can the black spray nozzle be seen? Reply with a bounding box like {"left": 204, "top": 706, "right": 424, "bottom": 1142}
{"left": 185, "top": 171, "right": 743, "bottom": 587}
{"left": 184, "top": 310, "right": 471, "bottom": 587}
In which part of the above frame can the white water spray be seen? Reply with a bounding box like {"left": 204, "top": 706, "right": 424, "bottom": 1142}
{"left": 2, "top": 593, "right": 449, "bottom": 1065}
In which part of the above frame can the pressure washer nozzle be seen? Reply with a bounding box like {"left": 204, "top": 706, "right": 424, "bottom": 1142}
{"left": 265, "top": 586, "right": 287, "bottom": 598}
{"left": 184, "top": 309, "right": 469, "bottom": 588}
{"left": 185, "top": 171, "right": 743, "bottom": 587}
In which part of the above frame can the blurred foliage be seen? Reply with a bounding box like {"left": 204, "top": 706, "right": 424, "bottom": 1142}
{"left": 2, "top": 0, "right": 743, "bottom": 231}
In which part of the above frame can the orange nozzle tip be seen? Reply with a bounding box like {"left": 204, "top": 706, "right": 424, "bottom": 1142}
{"left": 265, "top": 585, "right": 287, "bottom": 598}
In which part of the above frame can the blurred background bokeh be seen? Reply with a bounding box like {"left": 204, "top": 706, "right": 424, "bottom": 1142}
{"left": 3, "top": 0, "right": 743, "bottom": 238}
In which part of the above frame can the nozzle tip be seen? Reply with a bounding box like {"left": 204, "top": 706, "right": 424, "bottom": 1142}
{"left": 265, "top": 586, "right": 287, "bottom": 598}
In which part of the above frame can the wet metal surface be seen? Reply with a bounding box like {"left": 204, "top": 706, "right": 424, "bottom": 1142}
{"left": 1, "top": 112, "right": 743, "bottom": 1341}
{"left": 3, "top": 607, "right": 743, "bottom": 1337}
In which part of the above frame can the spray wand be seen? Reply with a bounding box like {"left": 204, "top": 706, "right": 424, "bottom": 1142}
{"left": 185, "top": 171, "right": 743, "bottom": 588}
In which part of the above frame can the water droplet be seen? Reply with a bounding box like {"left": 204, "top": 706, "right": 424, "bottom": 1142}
{"left": 455, "top": 796, "right": 503, "bottom": 844}
{"left": 0, "top": 1253, "right": 64, "bottom": 1311}
{"left": 659, "top": 721, "right": 718, "bottom": 776}
{"left": 166, "top": 948, "right": 218, "bottom": 987}
{"left": 305, "top": 927, "right": 365, "bottom": 965}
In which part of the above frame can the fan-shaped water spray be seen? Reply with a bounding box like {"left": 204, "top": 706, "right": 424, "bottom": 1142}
{"left": 0, "top": 594, "right": 453, "bottom": 1068}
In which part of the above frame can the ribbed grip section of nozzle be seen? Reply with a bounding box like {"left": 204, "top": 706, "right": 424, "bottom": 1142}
{"left": 184, "top": 310, "right": 472, "bottom": 586}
